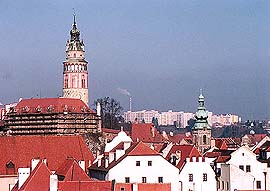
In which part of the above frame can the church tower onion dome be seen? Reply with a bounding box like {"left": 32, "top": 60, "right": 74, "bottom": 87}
{"left": 192, "top": 90, "right": 211, "bottom": 130}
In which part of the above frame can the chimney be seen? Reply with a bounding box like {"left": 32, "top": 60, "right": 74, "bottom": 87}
{"left": 97, "top": 102, "right": 101, "bottom": 116}
{"left": 18, "top": 168, "right": 30, "bottom": 189}
{"left": 123, "top": 142, "right": 131, "bottom": 150}
{"left": 78, "top": 160, "right": 85, "bottom": 171}
{"left": 50, "top": 174, "right": 58, "bottom": 191}
{"left": 105, "top": 157, "right": 109, "bottom": 168}
{"left": 129, "top": 97, "right": 132, "bottom": 112}
{"left": 132, "top": 183, "right": 138, "bottom": 191}
{"left": 31, "top": 158, "right": 40, "bottom": 171}
{"left": 151, "top": 127, "right": 155, "bottom": 138}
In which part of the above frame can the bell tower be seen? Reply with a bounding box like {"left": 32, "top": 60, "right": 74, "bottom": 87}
{"left": 63, "top": 15, "right": 89, "bottom": 105}
{"left": 192, "top": 90, "right": 212, "bottom": 153}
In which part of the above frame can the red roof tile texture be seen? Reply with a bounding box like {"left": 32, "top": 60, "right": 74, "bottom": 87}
{"left": 165, "top": 145, "right": 201, "bottom": 169}
{"left": 0, "top": 135, "right": 94, "bottom": 175}
{"left": 115, "top": 183, "right": 171, "bottom": 191}
{"left": 14, "top": 161, "right": 51, "bottom": 191}
{"left": 15, "top": 98, "right": 95, "bottom": 114}
{"left": 58, "top": 180, "right": 112, "bottom": 191}
{"left": 131, "top": 123, "right": 165, "bottom": 143}
{"left": 55, "top": 158, "right": 91, "bottom": 181}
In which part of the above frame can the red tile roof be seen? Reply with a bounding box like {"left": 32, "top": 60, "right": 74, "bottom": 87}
{"left": 127, "top": 141, "right": 160, "bottom": 156}
{"left": 15, "top": 98, "right": 95, "bottom": 114}
{"left": 0, "top": 135, "right": 94, "bottom": 175}
{"left": 164, "top": 145, "right": 201, "bottom": 169}
{"left": 55, "top": 158, "right": 91, "bottom": 181}
{"left": 58, "top": 180, "right": 112, "bottom": 191}
{"left": 12, "top": 161, "right": 51, "bottom": 191}
{"left": 131, "top": 123, "right": 165, "bottom": 143}
{"left": 115, "top": 183, "right": 171, "bottom": 191}
{"left": 90, "top": 141, "right": 160, "bottom": 171}
{"left": 167, "top": 134, "right": 193, "bottom": 144}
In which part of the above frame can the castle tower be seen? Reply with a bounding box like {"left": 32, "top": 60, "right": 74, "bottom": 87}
{"left": 63, "top": 15, "right": 89, "bottom": 105}
{"left": 192, "top": 90, "right": 211, "bottom": 153}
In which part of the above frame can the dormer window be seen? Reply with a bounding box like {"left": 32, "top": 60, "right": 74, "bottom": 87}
{"left": 81, "top": 106, "right": 86, "bottom": 112}
{"left": 23, "top": 106, "right": 30, "bottom": 113}
{"left": 6, "top": 161, "right": 15, "bottom": 175}
{"left": 36, "top": 106, "right": 41, "bottom": 113}
{"left": 47, "top": 105, "right": 53, "bottom": 112}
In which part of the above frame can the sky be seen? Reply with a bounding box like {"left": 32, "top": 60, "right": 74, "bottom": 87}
{"left": 0, "top": 1, "right": 269, "bottom": 120}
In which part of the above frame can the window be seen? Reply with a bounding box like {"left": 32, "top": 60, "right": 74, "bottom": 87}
{"left": 148, "top": 161, "right": 152, "bottom": 166}
{"left": 222, "top": 181, "right": 224, "bottom": 189}
{"left": 203, "top": 135, "right": 207, "bottom": 144}
{"left": 136, "top": 161, "right": 140, "bottom": 166}
{"left": 120, "top": 188, "right": 125, "bottom": 191}
{"left": 226, "top": 182, "right": 229, "bottom": 190}
{"left": 188, "top": 174, "right": 193, "bottom": 182}
{"left": 158, "top": 177, "right": 163, "bottom": 183}
{"left": 256, "top": 181, "right": 261, "bottom": 189}
{"left": 217, "top": 181, "right": 220, "bottom": 189}
{"left": 125, "top": 177, "right": 130, "bottom": 183}
{"left": 203, "top": 173, "right": 207, "bottom": 181}
{"left": 64, "top": 79, "right": 68, "bottom": 88}
{"left": 239, "top": 165, "right": 244, "bottom": 170}
{"left": 142, "top": 177, "right": 147, "bottom": 183}
{"left": 246, "top": 165, "right": 251, "bottom": 172}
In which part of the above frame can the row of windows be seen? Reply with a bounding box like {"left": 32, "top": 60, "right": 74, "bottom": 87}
{"left": 239, "top": 165, "right": 251, "bottom": 172}
{"left": 64, "top": 64, "right": 87, "bottom": 72}
{"left": 124, "top": 176, "right": 163, "bottom": 183}
{"left": 64, "top": 77, "right": 86, "bottom": 89}
{"left": 188, "top": 173, "right": 208, "bottom": 182}
{"left": 136, "top": 161, "right": 152, "bottom": 166}
{"left": 218, "top": 180, "right": 261, "bottom": 190}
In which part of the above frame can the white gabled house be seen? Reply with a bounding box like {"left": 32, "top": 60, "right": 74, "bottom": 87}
{"left": 179, "top": 156, "right": 216, "bottom": 191}
{"left": 217, "top": 146, "right": 269, "bottom": 191}
{"left": 89, "top": 131, "right": 180, "bottom": 191}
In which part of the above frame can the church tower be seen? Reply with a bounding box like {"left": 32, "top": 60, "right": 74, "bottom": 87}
{"left": 63, "top": 15, "right": 89, "bottom": 105}
{"left": 192, "top": 90, "right": 211, "bottom": 153}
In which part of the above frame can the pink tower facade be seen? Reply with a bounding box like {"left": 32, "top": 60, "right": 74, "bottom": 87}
{"left": 63, "top": 16, "right": 89, "bottom": 106}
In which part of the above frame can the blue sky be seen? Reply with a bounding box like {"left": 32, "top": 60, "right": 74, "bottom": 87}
{"left": 0, "top": 1, "right": 269, "bottom": 120}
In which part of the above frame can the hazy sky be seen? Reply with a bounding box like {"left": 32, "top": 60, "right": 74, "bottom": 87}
{"left": 0, "top": 1, "right": 269, "bottom": 120}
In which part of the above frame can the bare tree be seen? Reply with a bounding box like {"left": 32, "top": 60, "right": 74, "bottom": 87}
{"left": 94, "top": 97, "right": 123, "bottom": 129}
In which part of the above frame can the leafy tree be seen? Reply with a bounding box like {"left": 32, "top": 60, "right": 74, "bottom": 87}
{"left": 94, "top": 97, "right": 123, "bottom": 129}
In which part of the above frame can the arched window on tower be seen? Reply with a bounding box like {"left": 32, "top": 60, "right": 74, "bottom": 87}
{"left": 75, "top": 64, "right": 78, "bottom": 71}
{"left": 72, "top": 76, "right": 76, "bottom": 88}
{"left": 82, "top": 75, "right": 86, "bottom": 88}
{"left": 203, "top": 135, "right": 207, "bottom": 144}
{"left": 64, "top": 78, "right": 68, "bottom": 88}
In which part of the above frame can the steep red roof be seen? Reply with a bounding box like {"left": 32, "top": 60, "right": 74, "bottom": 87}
{"left": 127, "top": 141, "right": 159, "bottom": 156}
{"left": 55, "top": 158, "right": 91, "bottom": 181}
{"left": 131, "top": 123, "right": 165, "bottom": 143}
{"left": 167, "top": 133, "right": 193, "bottom": 144}
{"left": 115, "top": 183, "right": 171, "bottom": 191}
{"left": 164, "top": 145, "right": 201, "bottom": 169}
{"left": 12, "top": 161, "right": 51, "bottom": 191}
{"left": 58, "top": 180, "right": 112, "bottom": 191}
{"left": 90, "top": 141, "right": 160, "bottom": 171}
{"left": 214, "top": 139, "right": 228, "bottom": 150}
{"left": 15, "top": 98, "right": 95, "bottom": 114}
{"left": 0, "top": 135, "right": 94, "bottom": 175}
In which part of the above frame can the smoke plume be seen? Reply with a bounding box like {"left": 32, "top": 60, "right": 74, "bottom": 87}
{"left": 117, "top": 87, "right": 131, "bottom": 96}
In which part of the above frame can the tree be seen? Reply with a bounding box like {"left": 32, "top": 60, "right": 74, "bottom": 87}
{"left": 94, "top": 97, "right": 123, "bottom": 129}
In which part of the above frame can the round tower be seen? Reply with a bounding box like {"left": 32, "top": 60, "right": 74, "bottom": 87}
{"left": 62, "top": 15, "right": 89, "bottom": 106}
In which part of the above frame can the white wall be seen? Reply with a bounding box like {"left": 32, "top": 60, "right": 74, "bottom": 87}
{"left": 179, "top": 157, "right": 216, "bottom": 191}
{"left": 219, "top": 146, "right": 268, "bottom": 191}
{"left": 106, "top": 155, "right": 179, "bottom": 191}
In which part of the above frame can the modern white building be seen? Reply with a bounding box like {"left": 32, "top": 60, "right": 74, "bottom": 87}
{"left": 124, "top": 110, "right": 240, "bottom": 128}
